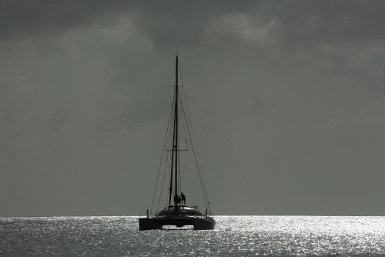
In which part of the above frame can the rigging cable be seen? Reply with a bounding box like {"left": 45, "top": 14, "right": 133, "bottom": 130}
{"left": 178, "top": 62, "right": 211, "bottom": 212}
{"left": 178, "top": 94, "right": 190, "bottom": 193}
{"left": 150, "top": 92, "right": 175, "bottom": 216}
{"left": 180, "top": 88, "right": 210, "bottom": 211}
{"left": 156, "top": 143, "right": 171, "bottom": 214}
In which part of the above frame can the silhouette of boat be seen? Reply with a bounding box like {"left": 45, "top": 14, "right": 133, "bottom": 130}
{"left": 139, "top": 55, "right": 215, "bottom": 230}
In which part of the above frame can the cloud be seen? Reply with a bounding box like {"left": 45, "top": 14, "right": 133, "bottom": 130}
{"left": 2, "top": 1, "right": 385, "bottom": 47}
{"left": 0, "top": 0, "right": 132, "bottom": 41}
{"left": 0, "top": 1, "right": 385, "bottom": 215}
{"left": 126, "top": 1, "right": 385, "bottom": 48}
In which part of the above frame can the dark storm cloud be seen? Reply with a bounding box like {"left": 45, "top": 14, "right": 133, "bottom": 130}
{"left": 0, "top": 1, "right": 384, "bottom": 216}
{"left": 0, "top": 0, "right": 253, "bottom": 42}
{"left": 2, "top": 1, "right": 385, "bottom": 46}
{"left": 262, "top": 1, "right": 385, "bottom": 44}
{"left": 0, "top": 0, "right": 131, "bottom": 41}
{"left": 129, "top": 1, "right": 385, "bottom": 47}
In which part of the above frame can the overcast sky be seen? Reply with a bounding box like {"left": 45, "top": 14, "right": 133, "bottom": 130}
{"left": 0, "top": 1, "right": 384, "bottom": 216}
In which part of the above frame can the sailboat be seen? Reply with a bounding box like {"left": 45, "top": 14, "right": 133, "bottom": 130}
{"left": 139, "top": 55, "right": 215, "bottom": 230}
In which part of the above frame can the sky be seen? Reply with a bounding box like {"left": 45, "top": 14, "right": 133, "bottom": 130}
{"left": 0, "top": 0, "right": 384, "bottom": 216}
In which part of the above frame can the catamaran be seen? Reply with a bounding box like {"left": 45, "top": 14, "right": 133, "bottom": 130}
{"left": 139, "top": 55, "right": 215, "bottom": 230}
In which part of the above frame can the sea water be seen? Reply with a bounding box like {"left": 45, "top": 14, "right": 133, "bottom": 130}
{"left": 0, "top": 216, "right": 384, "bottom": 256}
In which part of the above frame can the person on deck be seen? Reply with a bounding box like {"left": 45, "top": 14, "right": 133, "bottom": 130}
{"left": 174, "top": 194, "right": 181, "bottom": 205}
{"left": 181, "top": 192, "right": 186, "bottom": 205}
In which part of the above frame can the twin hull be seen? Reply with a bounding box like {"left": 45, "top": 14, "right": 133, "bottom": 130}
{"left": 139, "top": 215, "right": 215, "bottom": 230}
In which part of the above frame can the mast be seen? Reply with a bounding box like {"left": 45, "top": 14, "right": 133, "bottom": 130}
{"left": 174, "top": 55, "right": 179, "bottom": 203}
{"left": 168, "top": 55, "right": 179, "bottom": 207}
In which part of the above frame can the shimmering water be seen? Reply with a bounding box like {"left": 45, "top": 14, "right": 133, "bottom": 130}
{"left": 0, "top": 216, "right": 384, "bottom": 256}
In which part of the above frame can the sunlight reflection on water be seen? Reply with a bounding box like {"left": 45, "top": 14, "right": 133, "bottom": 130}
{"left": 0, "top": 216, "right": 384, "bottom": 256}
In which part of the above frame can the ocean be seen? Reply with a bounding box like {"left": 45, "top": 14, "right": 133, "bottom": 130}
{"left": 0, "top": 216, "right": 384, "bottom": 256}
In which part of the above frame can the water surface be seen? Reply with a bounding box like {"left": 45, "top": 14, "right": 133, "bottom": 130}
{"left": 1, "top": 216, "right": 384, "bottom": 256}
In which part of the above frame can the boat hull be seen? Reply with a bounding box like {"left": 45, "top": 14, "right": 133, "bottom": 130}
{"left": 139, "top": 216, "right": 215, "bottom": 230}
